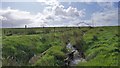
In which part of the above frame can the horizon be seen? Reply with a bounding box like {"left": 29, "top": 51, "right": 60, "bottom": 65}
{"left": 2, "top": 25, "right": 119, "bottom": 29}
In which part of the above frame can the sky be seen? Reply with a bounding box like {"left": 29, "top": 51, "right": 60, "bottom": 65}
{"left": 0, "top": 0, "right": 119, "bottom": 28}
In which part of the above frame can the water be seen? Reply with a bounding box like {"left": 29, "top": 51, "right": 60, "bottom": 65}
{"left": 66, "top": 42, "right": 86, "bottom": 66}
{"left": 66, "top": 43, "right": 76, "bottom": 52}
{"left": 71, "top": 58, "right": 81, "bottom": 65}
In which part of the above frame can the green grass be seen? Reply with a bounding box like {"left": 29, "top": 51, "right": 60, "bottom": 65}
{"left": 77, "top": 26, "right": 119, "bottom": 66}
{"left": 34, "top": 46, "right": 66, "bottom": 66}
{"left": 2, "top": 26, "right": 120, "bottom": 66}
{"left": 2, "top": 34, "right": 57, "bottom": 65}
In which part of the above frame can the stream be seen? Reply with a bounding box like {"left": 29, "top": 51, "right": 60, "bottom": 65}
{"left": 65, "top": 42, "right": 86, "bottom": 66}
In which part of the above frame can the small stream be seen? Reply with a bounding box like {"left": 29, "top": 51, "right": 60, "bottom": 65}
{"left": 66, "top": 42, "right": 86, "bottom": 66}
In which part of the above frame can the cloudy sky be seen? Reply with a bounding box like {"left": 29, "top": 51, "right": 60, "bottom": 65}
{"left": 0, "top": 0, "right": 119, "bottom": 28}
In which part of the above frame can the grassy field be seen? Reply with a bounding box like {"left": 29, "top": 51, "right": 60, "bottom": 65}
{"left": 2, "top": 26, "right": 120, "bottom": 66}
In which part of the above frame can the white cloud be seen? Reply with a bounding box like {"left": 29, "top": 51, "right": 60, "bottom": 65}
{"left": 90, "top": 2, "right": 118, "bottom": 26}
{"left": 2, "top": 0, "right": 119, "bottom": 2}
{"left": 0, "top": 7, "right": 36, "bottom": 27}
{"left": 97, "top": 2, "right": 114, "bottom": 10}
{"left": 42, "top": 5, "right": 85, "bottom": 27}
{"left": 0, "top": 1, "right": 86, "bottom": 28}
{"left": 36, "top": 0, "right": 119, "bottom": 2}
{"left": 91, "top": 9, "right": 118, "bottom": 26}
{"left": 51, "top": 5, "right": 85, "bottom": 18}
{"left": 37, "top": 0, "right": 59, "bottom": 6}
{"left": 42, "top": 0, "right": 85, "bottom": 20}
{"left": 0, "top": 7, "right": 50, "bottom": 28}
{"left": 27, "top": 0, "right": 86, "bottom": 27}
{"left": 2, "top": 1, "right": 117, "bottom": 27}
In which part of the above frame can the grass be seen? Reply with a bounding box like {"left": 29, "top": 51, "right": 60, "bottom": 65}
{"left": 2, "top": 26, "right": 120, "bottom": 66}
{"left": 77, "top": 26, "right": 119, "bottom": 66}
{"left": 34, "top": 46, "right": 66, "bottom": 66}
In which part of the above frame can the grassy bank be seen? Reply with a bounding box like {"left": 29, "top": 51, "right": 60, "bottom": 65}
{"left": 2, "top": 26, "right": 120, "bottom": 66}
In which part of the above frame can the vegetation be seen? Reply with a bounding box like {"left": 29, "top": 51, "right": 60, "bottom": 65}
{"left": 78, "top": 26, "right": 119, "bottom": 66}
{"left": 2, "top": 26, "right": 120, "bottom": 66}
{"left": 34, "top": 46, "right": 66, "bottom": 66}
